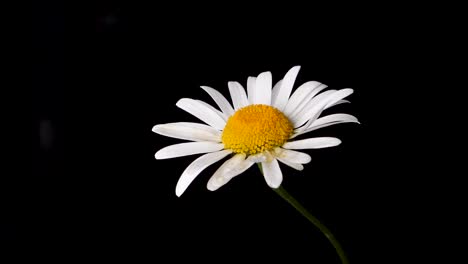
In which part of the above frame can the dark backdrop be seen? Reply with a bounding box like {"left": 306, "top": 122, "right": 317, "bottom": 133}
{"left": 28, "top": 2, "right": 432, "bottom": 263}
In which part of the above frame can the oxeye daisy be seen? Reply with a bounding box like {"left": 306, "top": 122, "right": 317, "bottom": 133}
{"left": 152, "top": 66, "right": 359, "bottom": 197}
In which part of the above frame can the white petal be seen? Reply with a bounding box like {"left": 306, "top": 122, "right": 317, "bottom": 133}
{"left": 176, "top": 98, "right": 227, "bottom": 130}
{"left": 292, "top": 89, "right": 354, "bottom": 129}
{"left": 284, "top": 81, "right": 325, "bottom": 117}
{"left": 273, "top": 147, "right": 311, "bottom": 164}
{"left": 273, "top": 66, "right": 301, "bottom": 111}
{"left": 195, "top": 100, "right": 228, "bottom": 121}
{"left": 283, "top": 137, "right": 341, "bottom": 150}
{"left": 288, "top": 84, "right": 329, "bottom": 119}
{"left": 310, "top": 113, "right": 359, "bottom": 128}
{"left": 301, "top": 89, "right": 337, "bottom": 114}
{"left": 155, "top": 142, "right": 224, "bottom": 160}
{"left": 228, "top": 81, "right": 249, "bottom": 110}
{"left": 200, "top": 86, "right": 235, "bottom": 116}
{"left": 276, "top": 157, "right": 304, "bottom": 171}
{"left": 207, "top": 154, "right": 254, "bottom": 191}
{"left": 247, "top": 76, "right": 256, "bottom": 104}
{"left": 329, "top": 99, "right": 350, "bottom": 108}
{"left": 246, "top": 152, "right": 268, "bottom": 163}
{"left": 290, "top": 89, "right": 335, "bottom": 127}
{"left": 292, "top": 114, "right": 359, "bottom": 138}
{"left": 261, "top": 158, "right": 283, "bottom": 188}
{"left": 152, "top": 122, "right": 221, "bottom": 142}
{"left": 254, "top": 71, "right": 272, "bottom": 105}
{"left": 312, "top": 89, "right": 337, "bottom": 105}
{"left": 271, "top": 79, "right": 283, "bottom": 106}
{"left": 300, "top": 89, "right": 354, "bottom": 130}
{"left": 175, "top": 150, "right": 232, "bottom": 197}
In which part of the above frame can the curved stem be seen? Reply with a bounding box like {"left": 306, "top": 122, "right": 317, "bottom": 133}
{"left": 259, "top": 162, "right": 349, "bottom": 263}
{"left": 273, "top": 186, "right": 349, "bottom": 264}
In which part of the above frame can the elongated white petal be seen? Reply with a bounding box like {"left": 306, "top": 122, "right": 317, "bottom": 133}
{"left": 300, "top": 89, "right": 354, "bottom": 130}
{"left": 246, "top": 152, "right": 268, "bottom": 163}
{"left": 276, "top": 157, "right": 304, "bottom": 171}
{"left": 228, "top": 81, "right": 249, "bottom": 110}
{"left": 290, "top": 89, "right": 335, "bottom": 127}
{"left": 311, "top": 113, "right": 359, "bottom": 128}
{"left": 284, "top": 81, "right": 324, "bottom": 117}
{"left": 207, "top": 154, "right": 254, "bottom": 191}
{"left": 247, "top": 77, "right": 256, "bottom": 104}
{"left": 273, "top": 66, "right": 300, "bottom": 111}
{"left": 312, "top": 89, "right": 337, "bottom": 105}
{"left": 262, "top": 158, "right": 283, "bottom": 188}
{"left": 176, "top": 98, "right": 227, "bottom": 130}
{"left": 291, "top": 84, "right": 329, "bottom": 118}
{"left": 175, "top": 150, "right": 232, "bottom": 197}
{"left": 195, "top": 100, "right": 228, "bottom": 121}
{"left": 155, "top": 142, "right": 224, "bottom": 160}
{"left": 273, "top": 147, "right": 311, "bottom": 164}
{"left": 283, "top": 137, "right": 341, "bottom": 150}
{"left": 152, "top": 122, "right": 221, "bottom": 142}
{"left": 329, "top": 99, "right": 350, "bottom": 108}
{"left": 271, "top": 79, "right": 283, "bottom": 106}
{"left": 292, "top": 114, "right": 359, "bottom": 138}
{"left": 253, "top": 71, "right": 272, "bottom": 105}
{"left": 200, "top": 86, "right": 235, "bottom": 116}
{"left": 292, "top": 89, "right": 354, "bottom": 129}
{"left": 294, "top": 90, "right": 337, "bottom": 130}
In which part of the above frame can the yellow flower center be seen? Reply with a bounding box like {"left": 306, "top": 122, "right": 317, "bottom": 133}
{"left": 222, "top": 104, "right": 293, "bottom": 155}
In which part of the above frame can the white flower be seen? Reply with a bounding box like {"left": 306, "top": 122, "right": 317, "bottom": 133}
{"left": 153, "top": 66, "right": 359, "bottom": 196}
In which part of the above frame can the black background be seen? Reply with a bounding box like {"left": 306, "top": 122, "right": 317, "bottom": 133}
{"left": 26, "top": 2, "right": 442, "bottom": 263}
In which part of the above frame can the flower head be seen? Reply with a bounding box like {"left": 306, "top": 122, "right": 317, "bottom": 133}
{"left": 153, "top": 66, "right": 359, "bottom": 196}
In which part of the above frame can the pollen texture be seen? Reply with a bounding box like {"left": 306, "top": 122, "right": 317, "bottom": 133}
{"left": 222, "top": 104, "right": 293, "bottom": 155}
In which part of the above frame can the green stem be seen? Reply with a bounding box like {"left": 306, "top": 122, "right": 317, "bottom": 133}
{"left": 258, "top": 164, "right": 349, "bottom": 264}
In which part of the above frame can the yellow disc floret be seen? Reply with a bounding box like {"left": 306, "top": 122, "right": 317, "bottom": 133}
{"left": 222, "top": 104, "right": 294, "bottom": 155}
